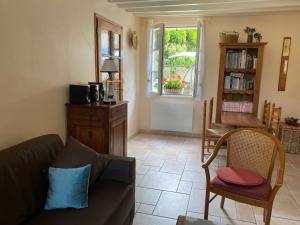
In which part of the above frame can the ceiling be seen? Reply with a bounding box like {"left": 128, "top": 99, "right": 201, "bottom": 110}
{"left": 108, "top": 0, "right": 300, "bottom": 17}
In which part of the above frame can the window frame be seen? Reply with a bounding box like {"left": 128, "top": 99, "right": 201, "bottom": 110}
{"left": 150, "top": 23, "right": 200, "bottom": 97}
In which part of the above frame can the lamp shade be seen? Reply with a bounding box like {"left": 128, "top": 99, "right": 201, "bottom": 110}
{"left": 100, "top": 58, "right": 119, "bottom": 73}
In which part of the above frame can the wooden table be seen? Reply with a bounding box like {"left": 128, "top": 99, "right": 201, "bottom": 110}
{"left": 176, "top": 216, "right": 225, "bottom": 225}
{"left": 221, "top": 112, "right": 265, "bottom": 128}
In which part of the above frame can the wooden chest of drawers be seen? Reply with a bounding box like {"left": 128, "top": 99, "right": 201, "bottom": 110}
{"left": 66, "top": 102, "right": 127, "bottom": 156}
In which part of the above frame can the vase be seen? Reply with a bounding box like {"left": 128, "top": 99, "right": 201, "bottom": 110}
{"left": 164, "top": 88, "right": 182, "bottom": 95}
{"left": 247, "top": 35, "right": 253, "bottom": 43}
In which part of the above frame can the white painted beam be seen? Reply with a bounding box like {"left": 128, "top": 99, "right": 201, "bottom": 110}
{"left": 117, "top": 0, "right": 269, "bottom": 9}
{"left": 109, "top": 0, "right": 179, "bottom": 2}
{"left": 125, "top": 0, "right": 300, "bottom": 12}
{"left": 133, "top": 5, "right": 300, "bottom": 16}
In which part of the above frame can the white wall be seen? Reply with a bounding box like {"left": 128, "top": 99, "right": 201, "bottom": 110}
{"left": 139, "top": 13, "right": 300, "bottom": 135}
{"left": 0, "top": 0, "right": 140, "bottom": 149}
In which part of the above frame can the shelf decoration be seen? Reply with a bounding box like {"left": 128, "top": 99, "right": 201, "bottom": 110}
{"left": 244, "top": 27, "right": 256, "bottom": 43}
{"left": 278, "top": 37, "right": 291, "bottom": 91}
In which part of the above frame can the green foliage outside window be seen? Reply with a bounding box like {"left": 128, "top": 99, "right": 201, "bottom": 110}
{"left": 163, "top": 79, "right": 184, "bottom": 89}
{"left": 164, "top": 27, "right": 197, "bottom": 73}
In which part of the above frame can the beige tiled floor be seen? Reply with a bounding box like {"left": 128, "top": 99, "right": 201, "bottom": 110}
{"left": 128, "top": 133, "right": 300, "bottom": 225}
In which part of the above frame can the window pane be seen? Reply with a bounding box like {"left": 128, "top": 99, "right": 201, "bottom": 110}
{"left": 113, "top": 33, "right": 120, "bottom": 57}
{"left": 162, "top": 27, "right": 198, "bottom": 96}
{"left": 100, "top": 56, "right": 109, "bottom": 81}
{"left": 114, "top": 58, "right": 120, "bottom": 80}
{"left": 101, "top": 30, "right": 110, "bottom": 56}
{"left": 151, "top": 28, "right": 161, "bottom": 93}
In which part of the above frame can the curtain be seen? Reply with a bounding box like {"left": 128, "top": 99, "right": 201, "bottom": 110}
{"left": 146, "top": 19, "right": 153, "bottom": 96}
{"left": 195, "top": 19, "right": 205, "bottom": 100}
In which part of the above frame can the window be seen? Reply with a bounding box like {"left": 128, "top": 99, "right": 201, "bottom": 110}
{"left": 94, "top": 14, "right": 123, "bottom": 101}
{"left": 150, "top": 24, "right": 199, "bottom": 96}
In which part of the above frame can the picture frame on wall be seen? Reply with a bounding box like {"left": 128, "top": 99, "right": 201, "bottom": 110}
{"left": 278, "top": 37, "right": 291, "bottom": 91}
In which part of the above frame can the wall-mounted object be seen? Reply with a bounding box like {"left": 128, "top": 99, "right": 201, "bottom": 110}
{"left": 94, "top": 14, "right": 123, "bottom": 101}
{"left": 278, "top": 37, "right": 291, "bottom": 91}
{"left": 131, "top": 31, "right": 138, "bottom": 49}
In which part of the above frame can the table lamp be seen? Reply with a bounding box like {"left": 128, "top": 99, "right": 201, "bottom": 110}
{"left": 100, "top": 58, "right": 119, "bottom": 104}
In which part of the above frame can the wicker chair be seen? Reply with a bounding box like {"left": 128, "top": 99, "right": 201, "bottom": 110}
{"left": 268, "top": 104, "right": 282, "bottom": 137}
{"left": 201, "top": 100, "right": 232, "bottom": 162}
{"left": 262, "top": 100, "right": 271, "bottom": 128}
{"left": 202, "top": 128, "right": 285, "bottom": 225}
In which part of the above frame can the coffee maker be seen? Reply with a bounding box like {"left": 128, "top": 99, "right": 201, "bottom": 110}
{"left": 88, "top": 82, "right": 104, "bottom": 103}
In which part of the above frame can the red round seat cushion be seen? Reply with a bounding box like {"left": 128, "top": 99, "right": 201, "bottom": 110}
{"left": 216, "top": 167, "right": 264, "bottom": 186}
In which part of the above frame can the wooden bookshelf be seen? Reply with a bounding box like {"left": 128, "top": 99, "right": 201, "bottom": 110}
{"left": 216, "top": 42, "right": 267, "bottom": 123}
{"left": 223, "top": 89, "right": 254, "bottom": 95}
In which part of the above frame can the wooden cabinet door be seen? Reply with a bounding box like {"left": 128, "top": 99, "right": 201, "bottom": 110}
{"left": 90, "top": 127, "right": 108, "bottom": 154}
{"left": 110, "top": 117, "right": 127, "bottom": 156}
{"left": 69, "top": 124, "right": 92, "bottom": 147}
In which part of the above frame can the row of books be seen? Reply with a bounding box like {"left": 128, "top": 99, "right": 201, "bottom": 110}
{"left": 222, "top": 101, "right": 253, "bottom": 113}
{"left": 225, "top": 50, "right": 257, "bottom": 69}
{"left": 224, "top": 73, "right": 255, "bottom": 90}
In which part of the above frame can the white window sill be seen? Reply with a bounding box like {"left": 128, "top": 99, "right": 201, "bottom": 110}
{"left": 160, "top": 94, "right": 194, "bottom": 99}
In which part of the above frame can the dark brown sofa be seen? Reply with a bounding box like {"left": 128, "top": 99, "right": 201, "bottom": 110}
{"left": 0, "top": 134, "right": 135, "bottom": 225}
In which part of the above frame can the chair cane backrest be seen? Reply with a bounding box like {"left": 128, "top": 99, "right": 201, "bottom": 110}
{"left": 268, "top": 104, "right": 282, "bottom": 137}
{"left": 262, "top": 100, "right": 271, "bottom": 128}
{"left": 227, "top": 129, "right": 277, "bottom": 180}
{"left": 208, "top": 98, "right": 214, "bottom": 129}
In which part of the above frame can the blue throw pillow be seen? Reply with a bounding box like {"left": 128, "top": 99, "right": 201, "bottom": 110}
{"left": 44, "top": 164, "right": 91, "bottom": 210}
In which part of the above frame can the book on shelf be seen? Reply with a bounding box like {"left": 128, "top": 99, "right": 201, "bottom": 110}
{"left": 225, "top": 50, "right": 257, "bottom": 69}
{"left": 222, "top": 101, "right": 253, "bottom": 113}
{"left": 224, "top": 73, "right": 255, "bottom": 91}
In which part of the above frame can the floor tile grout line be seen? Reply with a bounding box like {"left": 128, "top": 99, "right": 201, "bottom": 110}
{"left": 135, "top": 212, "right": 177, "bottom": 221}
{"left": 177, "top": 154, "right": 188, "bottom": 192}
{"left": 152, "top": 189, "right": 163, "bottom": 216}
{"left": 286, "top": 184, "right": 300, "bottom": 209}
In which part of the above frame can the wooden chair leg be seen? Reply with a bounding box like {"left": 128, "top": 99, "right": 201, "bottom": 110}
{"left": 220, "top": 196, "right": 225, "bottom": 208}
{"left": 204, "top": 190, "right": 210, "bottom": 220}
{"left": 265, "top": 207, "right": 273, "bottom": 225}
{"left": 201, "top": 138, "right": 205, "bottom": 162}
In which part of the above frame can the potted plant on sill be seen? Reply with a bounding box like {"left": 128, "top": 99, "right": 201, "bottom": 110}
{"left": 163, "top": 79, "right": 184, "bottom": 94}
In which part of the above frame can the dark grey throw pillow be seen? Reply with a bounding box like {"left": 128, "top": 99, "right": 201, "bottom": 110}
{"left": 52, "top": 136, "right": 104, "bottom": 186}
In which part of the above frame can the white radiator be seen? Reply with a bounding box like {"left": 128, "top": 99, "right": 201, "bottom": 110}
{"left": 150, "top": 101, "right": 193, "bottom": 132}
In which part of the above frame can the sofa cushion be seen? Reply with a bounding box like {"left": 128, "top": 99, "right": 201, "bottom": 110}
{"left": 23, "top": 180, "right": 134, "bottom": 225}
{"left": 0, "top": 134, "right": 64, "bottom": 225}
{"left": 44, "top": 164, "right": 92, "bottom": 210}
{"left": 52, "top": 136, "right": 105, "bottom": 185}
{"left": 211, "top": 176, "right": 271, "bottom": 201}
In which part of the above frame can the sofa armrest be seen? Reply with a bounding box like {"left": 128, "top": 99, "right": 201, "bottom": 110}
{"left": 99, "top": 154, "right": 136, "bottom": 186}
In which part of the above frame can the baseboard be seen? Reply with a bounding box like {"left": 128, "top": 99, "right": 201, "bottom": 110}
{"left": 140, "top": 129, "right": 201, "bottom": 138}
{"left": 128, "top": 130, "right": 141, "bottom": 140}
